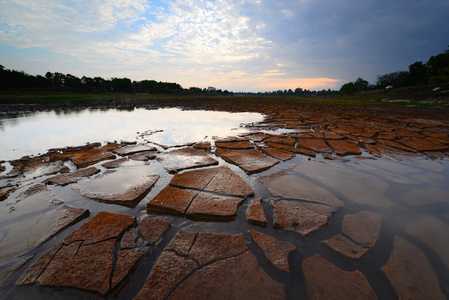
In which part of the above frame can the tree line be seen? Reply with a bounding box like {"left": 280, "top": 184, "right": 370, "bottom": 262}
{"left": 340, "top": 46, "right": 449, "bottom": 94}
{"left": 236, "top": 88, "right": 340, "bottom": 97}
{"left": 0, "top": 66, "right": 232, "bottom": 95}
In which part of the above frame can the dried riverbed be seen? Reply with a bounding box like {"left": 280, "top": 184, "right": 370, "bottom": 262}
{"left": 1, "top": 98, "right": 449, "bottom": 299}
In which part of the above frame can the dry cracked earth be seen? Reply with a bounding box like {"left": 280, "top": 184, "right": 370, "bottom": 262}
{"left": 1, "top": 99, "right": 449, "bottom": 299}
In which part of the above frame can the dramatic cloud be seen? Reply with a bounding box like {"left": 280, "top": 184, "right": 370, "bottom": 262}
{"left": 0, "top": 0, "right": 448, "bottom": 91}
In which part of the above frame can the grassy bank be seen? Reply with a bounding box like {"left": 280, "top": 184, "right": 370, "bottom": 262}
{"left": 0, "top": 90, "right": 447, "bottom": 108}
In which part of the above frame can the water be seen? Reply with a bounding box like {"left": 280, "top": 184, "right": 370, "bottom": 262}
{"left": 0, "top": 106, "right": 448, "bottom": 299}
{"left": 0, "top": 107, "right": 264, "bottom": 161}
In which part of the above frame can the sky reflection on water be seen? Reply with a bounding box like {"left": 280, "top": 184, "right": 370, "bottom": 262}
{"left": 0, "top": 107, "right": 264, "bottom": 161}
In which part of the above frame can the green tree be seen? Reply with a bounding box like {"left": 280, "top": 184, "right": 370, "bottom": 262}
{"left": 353, "top": 77, "right": 369, "bottom": 92}
{"left": 340, "top": 82, "right": 355, "bottom": 94}
{"left": 407, "top": 61, "right": 428, "bottom": 86}
{"left": 427, "top": 46, "right": 449, "bottom": 84}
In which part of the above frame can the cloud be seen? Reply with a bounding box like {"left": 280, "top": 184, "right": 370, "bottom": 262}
{"left": 0, "top": 0, "right": 448, "bottom": 91}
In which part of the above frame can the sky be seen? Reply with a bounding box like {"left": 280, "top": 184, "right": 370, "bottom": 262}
{"left": 0, "top": 0, "right": 448, "bottom": 92}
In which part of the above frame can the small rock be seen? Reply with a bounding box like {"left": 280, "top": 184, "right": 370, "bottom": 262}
{"left": 140, "top": 217, "right": 171, "bottom": 244}
{"left": 250, "top": 230, "right": 296, "bottom": 273}
{"left": 324, "top": 234, "right": 368, "bottom": 259}
{"left": 120, "top": 228, "right": 139, "bottom": 249}
{"left": 272, "top": 200, "right": 331, "bottom": 236}
{"left": 247, "top": 198, "right": 267, "bottom": 227}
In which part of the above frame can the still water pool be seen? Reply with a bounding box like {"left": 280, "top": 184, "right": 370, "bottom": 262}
{"left": 0, "top": 107, "right": 264, "bottom": 161}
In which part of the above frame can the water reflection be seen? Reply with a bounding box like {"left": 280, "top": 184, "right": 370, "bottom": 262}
{"left": 0, "top": 108, "right": 264, "bottom": 161}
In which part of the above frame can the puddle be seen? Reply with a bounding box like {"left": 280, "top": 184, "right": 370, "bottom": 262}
{"left": 0, "top": 107, "right": 264, "bottom": 161}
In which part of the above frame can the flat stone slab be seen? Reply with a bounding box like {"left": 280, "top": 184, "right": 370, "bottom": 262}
{"left": 185, "top": 193, "right": 244, "bottom": 220}
{"left": 113, "top": 144, "right": 157, "bottom": 156}
{"left": 250, "top": 230, "right": 296, "bottom": 273}
{"left": 0, "top": 204, "right": 88, "bottom": 269}
{"left": 302, "top": 254, "right": 376, "bottom": 299}
{"left": 327, "top": 139, "right": 362, "bottom": 156}
{"left": 324, "top": 234, "right": 368, "bottom": 259}
{"left": 128, "top": 151, "right": 157, "bottom": 161}
{"left": 215, "top": 140, "right": 254, "bottom": 149}
{"left": 135, "top": 231, "right": 286, "bottom": 299}
{"left": 102, "top": 157, "right": 128, "bottom": 168}
{"left": 170, "top": 166, "right": 253, "bottom": 197}
{"left": 262, "top": 147, "right": 296, "bottom": 161}
{"left": 406, "top": 217, "right": 449, "bottom": 269}
{"left": 272, "top": 200, "right": 332, "bottom": 235}
{"left": 215, "top": 148, "right": 279, "bottom": 174}
{"left": 68, "top": 143, "right": 118, "bottom": 168}
{"left": 297, "top": 138, "right": 333, "bottom": 153}
{"left": 18, "top": 212, "right": 140, "bottom": 296}
{"left": 45, "top": 166, "right": 100, "bottom": 185}
{"left": 267, "top": 142, "right": 316, "bottom": 157}
{"left": 72, "top": 169, "right": 159, "bottom": 206}
{"left": 292, "top": 160, "right": 392, "bottom": 208}
{"left": 193, "top": 141, "right": 212, "bottom": 151}
{"left": 365, "top": 143, "right": 419, "bottom": 159}
{"left": 247, "top": 198, "right": 267, "bottom": 227}
{"left": 148, "top": 186, "right": 243, "bottom": 220}
{"left": 342, "top": 211, "right": 381, "bottom": 248}
{"left": 399, "top": 137, "right": 448, "bottom": 152}
{"left": 381, "top": 236, "right": 445, "bottom": 299}
{"left": 147, "top": 186, "right": 198, "bottom": 215}
{"left": 323, "top": 154, "right": 350, "bottom": 162}
{"left": 156, "top": 147, "right": 218, "bottom": 173}
{"left": 259, "top": 170, "right": 344, "bottom": 207}
{"left": 140, "top": 216, "right": 171, "bottom": 244}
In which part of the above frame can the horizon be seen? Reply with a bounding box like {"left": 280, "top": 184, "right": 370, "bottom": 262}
{"left": 1, "top": 0, "right": 448, "bottom": 92}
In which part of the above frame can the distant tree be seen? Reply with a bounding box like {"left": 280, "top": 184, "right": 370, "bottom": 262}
{"left": 111, "top": 77, "right": 132, "bottom": 92}
{"left": 407, "top": 61, "right": 428, "bottom": 86}
{"left": 427, "top": 46, "right": 449, "bottom": 84}
{"left": 353, "top": 77, "right": 369, "bottom": 92}
{"left": 65, "top": 74, "right": 82, "bottom": 89}
{"left": 376, "top": 71, "right": 407, "bottom": 88}
{"left": 340, "top": 82, "right": 355, "bottom": 94}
